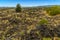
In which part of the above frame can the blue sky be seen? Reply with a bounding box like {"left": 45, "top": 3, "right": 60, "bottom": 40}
{"left": 0, "top": 0, "right": 60, "bottom": 7}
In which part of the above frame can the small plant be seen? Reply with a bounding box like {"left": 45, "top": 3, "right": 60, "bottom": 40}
{"left": 15, "top": 4, "right": 21, "bottom": 12}
{"left": 38, "top": 18, "right": 48, "bottom": 25}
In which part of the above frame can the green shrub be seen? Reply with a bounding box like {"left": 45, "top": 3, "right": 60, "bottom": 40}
{"left": 15, "top": 4, "right": 21, "bottom": 12}
{"left": 38, "top": 18, "right": 48, "bottom": 25}
{"left": 45, "top": 6, "right": 60, "bottom": 16}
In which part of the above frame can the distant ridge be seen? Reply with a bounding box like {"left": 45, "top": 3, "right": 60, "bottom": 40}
{"left": 23, "top": 5, "right": 60, "bottom": 8}
{"left": 0, "top": 7, "right": 15, "bottom": 9}
{"left": 0, "top": 5, "right": 60, "bottom": 9}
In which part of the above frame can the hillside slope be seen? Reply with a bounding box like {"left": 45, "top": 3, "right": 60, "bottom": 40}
{"left": 0, "top": 8, "right": 60, "bottom": 40}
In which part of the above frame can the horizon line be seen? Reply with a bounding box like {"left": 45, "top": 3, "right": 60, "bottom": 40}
{"left": 0, "top": 4, "right": 60, "bottom": 7}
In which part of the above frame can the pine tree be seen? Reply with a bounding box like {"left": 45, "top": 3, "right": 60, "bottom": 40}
{"left": 15, "top": 4, "right": 21, "bottom": 12}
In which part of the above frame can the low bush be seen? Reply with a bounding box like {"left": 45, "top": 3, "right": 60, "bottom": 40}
{"left": 45, "top": 6, "right": 60, "bottom": 16}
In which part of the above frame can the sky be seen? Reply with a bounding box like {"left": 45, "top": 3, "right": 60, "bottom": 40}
{"left": 0, "top": 0, "right": 60, "bottom": 7}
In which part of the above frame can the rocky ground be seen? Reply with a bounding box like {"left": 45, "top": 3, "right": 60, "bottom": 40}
{"left": 0, "top": 8, "right": 60, "bottom": 40}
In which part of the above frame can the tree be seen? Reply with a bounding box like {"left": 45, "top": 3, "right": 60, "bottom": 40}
{"left": 15, "top": 4, "right": 21, "bottom": 12}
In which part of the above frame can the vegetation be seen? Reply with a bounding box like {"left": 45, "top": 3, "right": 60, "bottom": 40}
{"left": 45, "top": 6, "right": 60, "bottom": 16}
{"left": 38, "top": 18, "right": 48, "bottom": 25}
{"left": 15, "top": 4, "right": 21, "bottom": 12}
